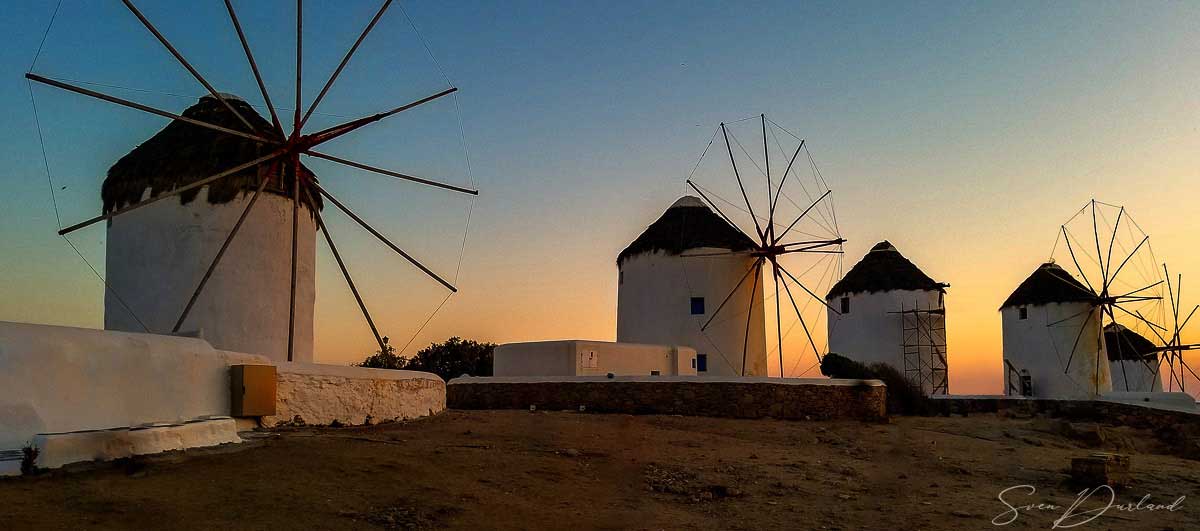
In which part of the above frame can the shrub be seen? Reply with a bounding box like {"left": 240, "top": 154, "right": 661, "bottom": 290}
{"left": 820, "top": 353, "right": 931, "bottom": 415}
{"left": 357, "top": 336, "right": 495, "bottom": 382}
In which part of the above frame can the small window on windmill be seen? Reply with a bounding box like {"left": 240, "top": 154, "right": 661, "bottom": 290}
{"left": 580, "top": 351, "right": 599, "bottom": 369}
{"left": 840, "top": 297, "right": 850, "bottom": 314}
{"left": 690, "top": 297, "right": 705, "bottom": 315}
{"left": 619, "top": 270, "right": 624, "bottom": 285}
{"left": 1018, "top": 306, "right": 1028, "bottom": 320}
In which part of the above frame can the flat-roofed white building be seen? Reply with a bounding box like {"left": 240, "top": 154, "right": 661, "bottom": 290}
{"left": 494, "top": 340, "right": 698, "bottom": 377}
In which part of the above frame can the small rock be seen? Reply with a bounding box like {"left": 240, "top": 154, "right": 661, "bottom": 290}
{"left": 562, "top": 448, "right": 581, "bottom": 458}
{"left": 951, "top": 510, "right": 972, "bottom": 518}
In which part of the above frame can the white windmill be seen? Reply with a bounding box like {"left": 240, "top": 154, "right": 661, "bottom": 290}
{"left": 617, "top": 115, "right": 845, "bottom": 378}
{"left": 26, "top": 1, "right": 477, "bottom": 363}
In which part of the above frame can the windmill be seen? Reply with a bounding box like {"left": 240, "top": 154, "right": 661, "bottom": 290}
{"left": 678, "top": 115, "right": 845, "bottom": 377}
{"left": 1046, "top": 200, "right": 1167, "bottom": 394}
{"left": 1142, "top": 265, "right": 1200, "bottom": 395}
{"left": 24, "top": 1, "right": 477, "bottom": 362}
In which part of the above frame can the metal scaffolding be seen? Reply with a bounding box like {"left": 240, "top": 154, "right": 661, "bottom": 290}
{"left": 894, "top": 301, "right": 949, "bottom": 395}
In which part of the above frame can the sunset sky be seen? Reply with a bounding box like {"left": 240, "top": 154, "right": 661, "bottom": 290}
{"left": 2, "top": 1, "right": 1198, "bottom": 394}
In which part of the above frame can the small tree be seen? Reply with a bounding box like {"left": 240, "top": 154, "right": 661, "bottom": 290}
{"left": 357, "top": 336, "right": 407, "bottom": 370}
{"left": 356, "top": 336, "right": 495, "bottom": 381}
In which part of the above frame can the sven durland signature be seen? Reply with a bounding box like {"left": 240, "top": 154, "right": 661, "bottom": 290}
{"left": 992, "top": 484, "right": 1185, "bottom": 528}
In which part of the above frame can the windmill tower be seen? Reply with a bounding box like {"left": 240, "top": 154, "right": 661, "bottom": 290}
{"left": 103, "top": 95, "right": 318, "bottom": 363}
{"left": 1103, "top": 323, "right": 1162, "bottom": 392}
{"left": 618, "top": 115, "right": 845, "bottom": 378}
{"left": 1000, "top": 262, "right": 1110, "bottom": 399}
{"left": 1000, "top": 200, "right": 1173, "bottom": 398}
{"left": 825, "top": 241, "right": 949, "bottom": 395}
{"left": 27, "top": 1, "right": 477, "bottom": 364}
{"left": 617, "top": 196, "right": 767, "bottom": 377}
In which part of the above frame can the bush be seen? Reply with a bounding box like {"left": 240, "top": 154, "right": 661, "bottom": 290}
{"left": 21, "top": 444, "right": 39, "bottom": 476}
{"left": 820, "top": 353, "right": 931, "bottom": 415}
{"left": 357, "top": 336, "right": 495, "bottom": 382}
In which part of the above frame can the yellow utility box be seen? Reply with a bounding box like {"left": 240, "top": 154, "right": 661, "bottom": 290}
{"left": 231, "top": 364, "right": 277, "bottom": 417}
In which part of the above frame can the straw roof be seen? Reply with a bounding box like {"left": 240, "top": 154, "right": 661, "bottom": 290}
{"left": 1103, "top": 323, "right": 1159, "bottom": 362}
{"left": 826, "top": 241, "right": 944, "bottom": 299}
{"left": 103, "top": 94, "right": 320, "bottom": 214}
{"left": 617, "top": 196, "right": 757, "bottom": 265}
{"left": 1000, "top": 262, "right": 1095, "bottom": 310}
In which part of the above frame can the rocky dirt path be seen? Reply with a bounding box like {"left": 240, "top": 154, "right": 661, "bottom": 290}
{"left": 1, "top": 410, "right": 1196, "bottom": 530}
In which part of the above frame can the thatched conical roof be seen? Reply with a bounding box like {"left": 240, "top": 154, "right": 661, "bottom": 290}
{"left": 103, "top": 94, "right": 320, "bottom": 214}
{"left": 1000, "top": 262, "right": 1095, "bottom": 310}
{"left": 1103, "top": 323, "right": 1159, "bottom": 362}
{"left": 617, "top": 196, "right": 757, "bottom": 265}
{"left": 826, "top": 241, "right": 944, "bottom": 299}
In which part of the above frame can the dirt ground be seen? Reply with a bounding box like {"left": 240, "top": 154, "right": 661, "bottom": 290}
{"left": 1, "top": 410, "right": 1197, "bottom": 530}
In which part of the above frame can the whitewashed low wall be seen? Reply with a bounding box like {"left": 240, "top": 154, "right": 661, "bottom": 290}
{"left": 0, "top": 321, "right": 267, "bottom": 452}
{"left": 495, "top": 340, "right": 698, "bottom": 377}
{"left": 262, "top": 363, "right": 446, "bottom": 427}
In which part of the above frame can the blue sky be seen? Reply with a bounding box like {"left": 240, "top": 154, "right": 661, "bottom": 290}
{"left": 2, "top": 1, "right": 1198, "bottom": 392}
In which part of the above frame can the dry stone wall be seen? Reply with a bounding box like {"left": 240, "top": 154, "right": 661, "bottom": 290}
{"left": 447, "top": 377, "right": 886, "bottom": 421}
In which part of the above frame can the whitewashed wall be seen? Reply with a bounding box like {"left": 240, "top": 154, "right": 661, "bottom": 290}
{"left": 494, "top": 340, "right": 698, "bottom": 377}
{"left": 0, "top": 321, "right": 267, "bottom": 451}
{"left": 826, "top": 289, "right": 945, "bottom": 385}
{"left": 1001, "top": 303, "right": 1112, "bottom": 399}
{"left": 105, "top": 187, "right": 316, "bottom": 363}
{"left": 617, "top": 249, "right": 766, "bottom": 376}
{"left": 1110, "top": 359, "right": 1163, "bottom": 393}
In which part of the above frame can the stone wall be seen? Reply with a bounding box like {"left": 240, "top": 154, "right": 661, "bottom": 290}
{"left": 262, "top": 364, "right": 446, "bottom": 427}
{"left": 931, "top": 396, "right": 1200, "bottom": 460}
{"left": 447, "top": 376, "right": 886, "bottom": 421}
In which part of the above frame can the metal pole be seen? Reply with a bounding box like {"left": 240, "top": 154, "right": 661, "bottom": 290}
{"left": 121, "top": 0, "right": 256, "bottom": 132}
{"left": 700, "top": 258, "right": 762, "bottom": 331}
{"left": 720, "top": 122, "right": 764, "bottom": 244}
{"left": 294, "top": 0, "right": 303, "bottom": 136}
{"left": 287, "top": 156, "right": 300, "bottom": 362}
{"left": 762, "top": 114, "right": 773, "bottom": 244}
{"left": 779, "top": 273, "right": 822, "bottom": 365}
{"left": 685, "top": 180, "right": 755, "bottom": 243}
{"left": 770, "top": 140, "right": 805, "bottom": 215}
{"left": 225, "top": 0, "right": 283, "bottom": 135}
{"left": 305, "top": 187, "right": 388, "bottom": 354}
{"left": 305, "top": 150, "right": 478, "bottom": 195}
{"left": 775, "top": 190, "right": 833, "bottom": 245}
{"left": 313, "top": 182, "right": 457, "bottom": 292}
{"left": 741, "top": 262, "right": 762, "bottom": 376}
{"left": 777, "top": 262, "right": 840, "bottom": 314}
{"left": 299, "top": 0, "right": 393, "bottom": 130}
{"left": 306, "top": 87, "right": 458, "bottom": 145}
{"left": 772, "top": 260, "right": 783, "bottom": 378}
{"left": 24, "top": 74, "right": 277, "bottom": 145}
{"left": 1061, "top": 226, "right": 1097, "bottom": 293}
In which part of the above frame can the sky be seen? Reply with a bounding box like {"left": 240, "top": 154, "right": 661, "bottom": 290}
{"left": 1, "top": 1, "right": 1199, "bottom": 395}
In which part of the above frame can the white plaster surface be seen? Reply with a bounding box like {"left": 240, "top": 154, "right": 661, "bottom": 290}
{"left": 261, "top": 363, "right": 446, "bottom": 427}
{"left": 827, "top": 288, "right": 947, "bottom": 394}
{"left": 105, "top": 187, "right": 316, "bottom": 363}
{"left": 1109, "top": 359, "right": 1163, "bottom": 393}
{"left": 617, "top": 249, "right": 766, "bottom": 376}
{"left": 30, "top": 418, "right": 241, "bottom": 471}
{"left": 1001, "top": 303, "right": 1112, "bottom": 399}
{"left": 0, "top": 321, "right": 267, "bottom": 451}
{"left": 494, "top": 340, "right": 698, "bottom": 377}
